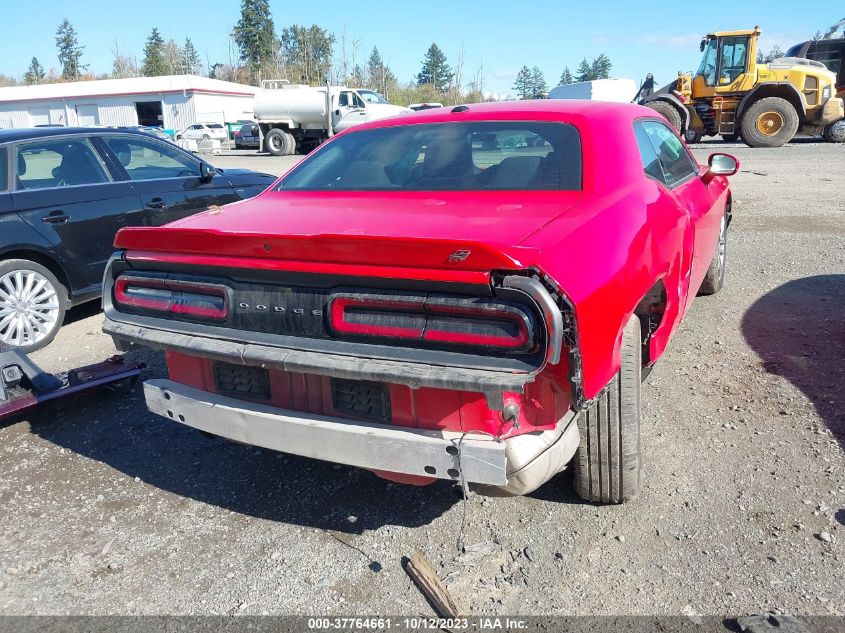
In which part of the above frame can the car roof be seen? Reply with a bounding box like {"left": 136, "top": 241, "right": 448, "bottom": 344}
{"left": 352, "top": 99, "right": 655, "bottom": 132}
{"left": 0, "top": 126, "right": 154, "bottom": 144}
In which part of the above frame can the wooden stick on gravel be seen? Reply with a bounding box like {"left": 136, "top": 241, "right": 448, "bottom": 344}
{"left": 404, "top": 549, "right": 462, "bottom": 619}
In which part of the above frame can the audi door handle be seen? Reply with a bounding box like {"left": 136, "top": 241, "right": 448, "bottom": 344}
{"left": 145, "top": 199, "right": 166, "bottom": 210}
{"left": 42, "top": 210, "right": 70, "bottom": 223}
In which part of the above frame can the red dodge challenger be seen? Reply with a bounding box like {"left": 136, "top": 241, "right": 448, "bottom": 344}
{"left": 102, "top": 101, "right": 738, "bottom": 503}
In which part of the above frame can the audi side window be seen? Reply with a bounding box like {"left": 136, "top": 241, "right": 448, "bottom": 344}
{"left": 16, "top": 138, "right": 109, "bottom": 190}
{"left": 641, "top": 121, "right": 698, "bottom": 187}
{"left": 634, "top": 123, "right": 666, "bottom": 183}
{"left": 102, "top": 136, "right": 199, "bottom": 181}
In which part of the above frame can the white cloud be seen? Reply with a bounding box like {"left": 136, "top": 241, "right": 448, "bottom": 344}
{"left": 493, "top": 69, "right": 517, "bottom": 80}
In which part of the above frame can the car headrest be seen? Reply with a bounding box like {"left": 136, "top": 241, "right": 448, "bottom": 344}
{"left": 17, "top": 152, "right": 26, "bottom": 176}
{"left": 109, "top": 141, "right": 132, "bottom": 167}
{"left": 341, "top": 160, "right": 391, "bottom": 187}
{"left": 491, "top": 156, "right": 543, "bottom": 188}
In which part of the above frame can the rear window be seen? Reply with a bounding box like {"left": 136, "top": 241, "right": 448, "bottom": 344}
{"left": 279, "top": 121, "right": 582, "bottom": 191}
{"left": 208, "top": 124, "right": 224, "bottom": 129}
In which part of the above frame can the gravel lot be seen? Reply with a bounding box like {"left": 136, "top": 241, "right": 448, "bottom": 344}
{"left": 0, "top": 140, "right": 843, "bottom": 617}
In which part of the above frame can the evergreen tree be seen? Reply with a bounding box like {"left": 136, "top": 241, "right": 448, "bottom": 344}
{"left": 232, "top": 0, "right": 275, "bottom": 81}
{"left": 590, "top": 54, "right": 612, "bottom": 79}
{"left": 55, "top": 18, "right": 86, "bottom": 81}
{"left": 417, "top": 43, "right": 453, "bottom": 92}
{"left": 530, "top": 66, "right": 547, "bottom": 98}
{"left": 763, "top": 45, "right": 784, "bottom": 63}
{"left": 513, "top": 65, "right": 532, "bottom": 99}
{"left": 142, "top": 28, "right": 167, "bottom": 76}
{"left": 24, "top": 57, "right": 45, "bottom": 85}
{"left": 366, "top": 46, "right": 395, "bottom": 93}
{"left": 575, "top": 58, "right": 593, "bottom": 83}
{"left": 350, "top": 64, "right": 366, "bottom": 87}
{"left": 559, "top": 66, "right": 574, "bottom": 85}
{"left": 183, "top": 38, "right": 201, "bottom": 74}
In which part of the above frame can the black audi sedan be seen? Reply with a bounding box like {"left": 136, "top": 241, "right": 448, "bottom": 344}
{"left": 0, "top": 127, "right": 277, "bottom": 351}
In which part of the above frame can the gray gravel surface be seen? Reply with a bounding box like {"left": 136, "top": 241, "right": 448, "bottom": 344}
{"left": 0, "top": 141, "right": 843, "bottom": 616}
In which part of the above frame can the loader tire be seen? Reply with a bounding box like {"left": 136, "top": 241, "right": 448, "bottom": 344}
{"left": 823, "top": 119, "right": 845, "bottom": 143}
{"left": 573, "top": 316, "right": 642, "bottom": 504}
{"left": 740, "top": 97, "right": 799, "bottom": 148}
{"left": 646, "top": 100, "right": 682, "bottom": 132}
{"left": 684, "top": 129, "right": 703, "bottom": 144}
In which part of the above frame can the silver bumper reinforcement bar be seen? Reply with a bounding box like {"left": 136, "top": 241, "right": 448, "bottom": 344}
{"left": 144, "top": 379, "right": 509, "bottom": 486}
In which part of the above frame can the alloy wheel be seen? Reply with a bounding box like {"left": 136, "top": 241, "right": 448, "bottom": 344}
{"left": 0, "top": 269, "right": 61, "bottom": 348}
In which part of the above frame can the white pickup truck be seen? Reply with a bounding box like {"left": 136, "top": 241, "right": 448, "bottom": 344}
{"left": 254, "top": 81, "right": 411, "bottom": 155}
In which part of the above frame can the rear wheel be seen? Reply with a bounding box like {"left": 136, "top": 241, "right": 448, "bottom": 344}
{"left": 645, "top": 100, "right": 682, "bottom": 132}
{"left": 823, "top": 119, "right": 845, "bottom": 143}
{"left": 0, "top": 259, "right": 67, "bottom": 353}
{"left": 265, "top": 129, "right": 295, "bottom": 156}
{"left": 739, "top": 97, "right": 799, "bottom": 148}
{"left": 699, "top": 211, "right": 728, "bottom": 296}
{"left": 573, "top": 316, "right": 642, "bottom": 504}
{"left": 684, "top": 129, "right": 703, "bottom": 144}
{"left": 201, "top": 134, "right": 210, "bottom": 141}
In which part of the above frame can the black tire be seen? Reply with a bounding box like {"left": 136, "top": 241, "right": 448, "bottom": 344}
{"left": 646, "top": 100, "right": 682, "bottom": 132}
{"left": 282, "top": 131, "right": 296, "bottom": 155}
{"left": 823, "top": 119, "right": 845, "bottom": 143}
{"left": 265, "top": 128, "right": 292, "bottom": 156}
{"left": 201, "top": 134, "right": 211, "bottom": 141}
{"left": 0, "top": 259, "right": 67, "bottom": 353}
{"left": 698, "top": 210, "right": 728, "bottom": 296}
{"left": 573, "top": 316, "right": 642, "bottom": 504}
{"left": 721, "top": 132, "right": 740, "bottom": 142}
{"left": 684, "top": 129, "right": 703, "bottom": 144}
{"left": 739, "top": 97, "right": 799, "bottom": 148}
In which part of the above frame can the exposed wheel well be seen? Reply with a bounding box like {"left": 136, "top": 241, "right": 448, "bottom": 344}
{"left": 0, "top": 249, "right": 71, "bottom": 299}
{"left": 634, "top": 279, "right": 667, "bottom": 365}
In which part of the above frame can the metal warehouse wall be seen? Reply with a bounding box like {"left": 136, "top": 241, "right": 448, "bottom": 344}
{"left": 191, "top": 93, "right": 255, "bottom": 124}
{"left": 0, "top": 92, "right": 200, "bottom": 130}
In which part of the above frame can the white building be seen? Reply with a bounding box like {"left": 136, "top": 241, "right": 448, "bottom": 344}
{"left": 0, "top": 75, "right": 258, "bottom": 133}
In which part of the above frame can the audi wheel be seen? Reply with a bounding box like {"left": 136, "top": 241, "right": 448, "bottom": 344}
{"left": 0, "top": 259, "right": 67, "bottom": 353}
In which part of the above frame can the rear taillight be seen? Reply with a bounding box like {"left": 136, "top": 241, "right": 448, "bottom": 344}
{"left": 113, "top": 276, "right": 228, "bottom": 320}
{"left": 328, "top": 293, "right": 535, "bottom": 353}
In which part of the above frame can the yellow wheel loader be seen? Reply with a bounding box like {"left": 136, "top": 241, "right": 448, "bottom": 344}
{"left": 638, "top": 27, "right": 845, "bottom": 147}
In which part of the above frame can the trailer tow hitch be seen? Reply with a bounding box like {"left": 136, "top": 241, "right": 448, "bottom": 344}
{"left": 0, "top": 349, "right": 144, "bottom": 421}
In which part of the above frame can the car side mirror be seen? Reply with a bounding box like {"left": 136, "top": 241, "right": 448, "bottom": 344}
{"left": 199, "top": 161, "right": 215, "bottom": 183}
{"left": 703, "top": 153, "right": 739, "bottom": 183}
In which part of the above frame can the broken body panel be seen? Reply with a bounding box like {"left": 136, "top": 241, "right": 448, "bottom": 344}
{"left": 103, "top": 100, "right": 731, "bottom": 494}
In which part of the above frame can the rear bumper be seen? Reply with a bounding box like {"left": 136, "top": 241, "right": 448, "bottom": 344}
{"left": 145, "top": 378, "right": 508, "bottom": 485}
{"left": 143, "top": 379, "right": 581, "bottom": 492}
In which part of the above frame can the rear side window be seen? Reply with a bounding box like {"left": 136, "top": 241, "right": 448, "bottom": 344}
{"left": 15, "top": 138, "right": 109, "bottom": 190}
{"left": 208, "top": 124, "right": 224, "bottom": 129}
{"left": 102, "top": 135, "right": 199, "bottom": 181}
{"left": 635, "top": 120, "right": 699, "bottom": 186}
{"left": 280, "top": 122, "right": 582, "bottom": 191}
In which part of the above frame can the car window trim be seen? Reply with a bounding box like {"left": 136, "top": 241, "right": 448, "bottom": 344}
{"left": 633, "top": 117, "right": 701, "bottom": 190}
{"left": 95, "top": 132, "right": 203, "bottom": 183}
{"left": 11, "top": 135, "right": 114, "bottom": 192}
{"left": 0, "top": 145, "right": 10, "bottom": 192}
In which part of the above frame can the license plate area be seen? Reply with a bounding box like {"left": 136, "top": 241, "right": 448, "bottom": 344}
{"left": 331, "top": 378, "right": 391, "bottom": 423}
{"left": 212, "top": 362, "right": 270, "bottom": 400}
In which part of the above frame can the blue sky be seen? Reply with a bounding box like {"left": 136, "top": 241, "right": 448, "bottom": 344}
{"left": 1, "top": 0, "right": 841, "bottom": 96}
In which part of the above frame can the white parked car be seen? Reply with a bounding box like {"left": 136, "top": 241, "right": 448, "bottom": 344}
{"left": 177, "top": 123, "right": 228, "bottom": 142}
